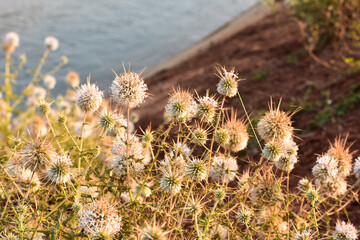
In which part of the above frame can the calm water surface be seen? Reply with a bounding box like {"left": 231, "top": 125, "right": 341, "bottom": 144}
{"left": 0, "top": 0, "right": 257, "bottom": 94}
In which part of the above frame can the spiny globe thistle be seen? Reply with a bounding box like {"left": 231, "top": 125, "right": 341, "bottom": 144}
{"left": 57, "top": 111, "right": 67, "bottom": 124}
{"left": 7, "top": 162, "right": 41, "bottom": 191}
{"left": 36, "top": 99, "right": 52, "bottom": 116}
{"left": 354, "top": 157, "right": 360, "bottom": 179}
{"left": 105, "top": 114, "right": 127, "bottom": 137}
{"left": 327, "top": 137, "right": 353, "bottom": 178}
{"left": 333, "top": 220, "right": 358, "bottom": 240}
{"left": 44, "top": 36, "right": 59, "bottom": 51}
{"left": 257, "top": 104, "right": 293, "bottom": 142}
{"left": 20, "top": 137, "right": 56, "bottom": 173}
{"left": 43, "top": 75, "right": 56, "bottom": 89}
{"left": 186, "top": 158, "right": 207, "bottom": 181}
{"left": 110, "top": 70, "right": 147, "bottom": 108}
{"left": 78, "top": 199, "right": 122, "bottom": 239}
{"left": 65, "top": 71, "right": 80, "bottom": 88}
{"left": 316, "top": 178, "right": 347, "bottom": 198}
{"left": 45, "top": 154, "right": 73, "bottom": 185}
{"left": 250, "top": 182, "right": 280, "bottom": 205}
{"left": 165, "top": 88, "right": 196, "bottom": 122}
{"left": 1, "top": 232, "right": 19, "bottom": 240}
{"left": 3, "top": 32, "right": 19, "bottom": 54}
{"left": 214, "top": 188, "right": 226, "bottom": 201}
{"left": 187, "top": 198, "right": 203, "bottom": 215}
{"left": 196, "top": 94, "right": 218, "bottom": 122}
{"left": 216, "top": 66, "right": 240, "bottom": 98}
{"left": 262, "top": 140, "right": 283, "bottom": 161}
{"left": 224, "top": 114, "right": 249, "bottom": 152}
{"left": 236, "top": 204, "right": 252, "bottom": 224}
{"left": 140, "top": 222, "right": 168, "bottom": 240}
{"left": 159, "top": 170, "right": 183, "bottom": 195}
{"left": 98, "top": 109, "right": 117, "bottom": 130}
{"left": 76, "top": 79, "right": 103, "bottom": 113}
{"left": 306, "top": 185, "right": 319, "bottom": 203}
{"left": 191, "top": 128, "right": 208, "bottom": 146}
{"left": 112, "top": 133, "right": 144, "bottom": 160}
{"left": 312, "top": 154, "right": 339, "bottom": 182}
{"left": 214, "top": 128, "right": 230, "bottom": 146}
{"left": 274, "top": 139, "right": 298, "bottom": 171}
{"left": 111, "top": 154, "right": 145, "bottom": 176}
{"left": 209, "top": 155, "right": 238, "bottom": 183}
{"left": 298, "top": 178, "right": 311, "bottom": 192}
{"left": 142, "top": 128, "right": 154, "bottom": 148}
{"left": 292, "top": 230, "right": 312, "bottom": 240}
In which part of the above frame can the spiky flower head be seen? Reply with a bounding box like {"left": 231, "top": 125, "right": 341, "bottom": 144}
{"left": 105, "top": 114, "right": 127, "bottom": 137}
{"left": 354, "top": 157, "right": 360, "bottom": 179}
{"left": 257, "top": 104, "right": 293, "bottom": 142}
{"left": 292, "top": 230, "right": 312, "bottom": 240}
{"left": 214, "top": 128, "right": 230, "bottom": 146}
{"left": 237, "top": 204, "right": 252, "bottom": 224}
{"left": 44, "top": 36, "right": 59, "bottom": 51}
{"left": 274, "top": 138, "right": 298, "bottom": 171}
{"left": 306, "top": 185, "right": 319, "bottom": 203}
{"left": 224, "top": 113, "right": 249, "bottom": 152}
{"left": 327, "top": 137, "right": 353, "bottom": 178}
{"left": 196, "top": 94, "right": 218, "bottom": 122}
{"left": 186, "top": 158, "right": 207, "bottom": 181}
{"left": 250, "top": 181, "right": 280, "bottom": 205}
{"left": 43, "top": 75, "right": 56, "bottom": 89}
{"left": 78, "top": 199, "right": 122, "bottom": 239}
{"left": 20, "top": 137, "right": 56, "bottom": 172}
{"left": 312, "top": 154, "right": 339, "bottom": 182}
{"left": 159, "top": 170, "right": 182, "bottom": 195}
{"left": 333, "top": 220, "right": 358, "bottom": 240}
{"left": 262, "top": 140, "right": 283, "bottom": 161}
{"left": 315, "top": 178, "right": 347, "bottom": 198}
{"left": 3, "top": 32, "right": 19, "bottom": 54}
{"left": 99, "top": 109, "right": 117, "bottom": 130}
{"left": 1, "top": 232, "right": 19, "bottom": 240}
{"left": 46, "top": 154, "right": 73, "bottom": 185}
{"left": 36, "top": 99, "right": 52, "bottom": 116}
{"left": 65, "top": 71, "right": 80, "bottom": 88}
{"left": 209, "top": 155, "right": 238, "bottom": 183}
{"left": 214, "top": 188, "right": 226, "bottom": 201}
{"left": 298, "top": 178, "right": 311, "bottom": 192}
{"left": 192, "top": 128, "right": 208, "bottom": 146}
{"left": 216, "top": 66, "right": 239, "bottom": 97}
{"left": 140, "top": 222, "right": 167, "bottom": 240}
{"left": 165, "top": 88, "right": 196, "bottom": 122}
{"left": 187, "top": 198, "right": 203, "bottom": 215}
{"left": 57, "top": 111, "right": 67, "bottom": 124}
{"left": 110, "top": 69, "right": 147, "bottom": 108}
{"left": 76, "top": 78, "right": 103, "bottom": 113}
{"left": 142, "top": 128, "right": 154, "bottom": 148}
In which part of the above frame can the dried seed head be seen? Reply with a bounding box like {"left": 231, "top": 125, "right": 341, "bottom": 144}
{"left": 46, "top": 154, "right": 73, "bottom": 185}
{"left": 274, "top": 139, "right": 298, "bottom": 171}
{"left": 44, "top": 36, "right": 59, "bottom": 51}
{"left": 165, "top": 88, "right": 196, "bottom": 122}
{"left": 191, "top": 128, "right": 208, "bottom": 146}
{"left": 140, "top": 223, "right": 168, "bottom": 240}
{"left": 186, "top": 158, "right": 207, "bottom": 181}
{"left": 312, "top": 154, "right": 339, "bottom": 182}
{"left": 214, "top": 188, "right": 226, "bottom": 201}
{"left": 214, "top": 128, "right": 230, "bottom": 146}
{"left": 36, "top": 99, "right": 52, "bottom": 116}
{"left": 65, "top": 71, "right": 80, "bottom": 88}
{"left": 196, "top": 95, "right": 218, "bottom": 122}
{"left": 209, "top": 155, "right": 238, "bottom": 183}
{"left": 224, "top": 114, "right": 249, "bottom": 152}
{"left": 159, "top": 170, "right": 182, "bottom": 195}
{"left": 43, "top": 75, "right": 56, "bottom": 89}
{"left": 187, "top": 198, "right": 203, "bottom": 215}
{"left": 3, "top": 32, "right": 19, "bottom": 54}
{"left": 76, "top": 79, "right": 103, "bottom": 113}
{"left": 262, "top": 140, "right": 283, "bottom": 161}
{"left": 333, "top": 220, "right": 358, "bottom": 240}
{"left": 216, "top": 66, "right": 240, "bottom": 97}
{"left": 327, "top": 137, "right": 353, "bottom": 178}
{"left": 237, "top": 205, "right": 252, "bottom": 225}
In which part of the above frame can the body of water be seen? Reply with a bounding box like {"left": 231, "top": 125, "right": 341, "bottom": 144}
{"left": 0, "top": 0, "right": 257, "bottom": 94}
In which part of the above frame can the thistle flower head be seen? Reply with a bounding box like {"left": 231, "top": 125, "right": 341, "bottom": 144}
{"left": 140, "top": 222, "right": 168, "bottom": 240}
{"left": 20, "top": 137, "right": 56, "bottom": 172}
{"left": 327, "top": 136, "right": 353, "bottom": 178}
{"left": 306, "top": 185, "right": 319, "bottom": 203}
{"left": 292, "top": 230, "right": 312, "bottom": 240}
{"left": 159, "top": 170, "right": 182, "bottom": 195}
{"left": 354, "top": 157, "right": 360, "bottom": 179}
{"left": 57, "top": 111, "right": 67, "bottom": 124}
{"left": 274, "top": 139, "right": 298, "bottom": 171}
{"left": 333, "top": 220, "right": 358, "bottom": 240}
{"left": 224, "top": 113, "right": 249, "bottom": 152}
{"left": 44, "top": 36, "right": 59, "bottom": 51}
{"left": 78, "top": 199, "right": 122, "bottom": 239}
{"left": 1, "top": 232, "right": 19, "bottom": 240}
{"left": 142, "top": 128, "right": 154, "bottom": 147}
{"left": 43, "top": 75, "right": 56, "bottom": 89}
{"left": 196, "top": 94, "right": 218, "bottom": 122}
{"left": 110, "top": 69, "right": 147, "bottom": 108}
{"left": 76, "top": 78, "right": 103, "bottom": 113}
{"left": 209, "top": 155, "right": 238, "bottom": 183}
{"left": 46, "top": 154, "right": 73, "bottom": 185}
{"left": 214, "top": 188, "right": 226, "bottom": 201}
{"left": 186, "top": 158, "right": 207, "bottom": 181}
{"left": 165, "top": 88, "right": 196, "bottom": 122}
{"left": 214, "top": 128, "right": 230, "bottom": 146}
{"left": 316, "top": 178, "right": 347, "bottom": 198}
{"left": 216, "top": 66, "right": 240, "bottom": 97}
{"left": 262, "top": 140, "right": 283, "bottom": 161}
{"left": 257, "top": 104, "right": 293, "bottom": 142}
{"left": 298, "top": 178, "right": 311, "bottom": 192}
{"left": 36, "top": 99, "right": 53, "bottom": 116}
{"left": 250, "top": 173, "right": 280, "bottom": 205}
{"left": 187, "top": 199, "right": 203, "bottom": 216}
{"left": 237, "top": 204, "right": 252, "bottom": 224}
{"left": 3, "top": 32, "right": 19, "bottom": 54}
{"left": 66, "top": 71, "right": 80, "bottom": 88}
{"left": 191, "top": 128, "right": 208, "bottom": 146}
{"left": 105, "top": 113, "right": 127, "bottom": 137}
{"left": 312, "top": 154, "right": 339, "bottom": 181}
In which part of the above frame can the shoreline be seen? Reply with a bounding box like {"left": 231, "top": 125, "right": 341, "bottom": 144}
{"left": 143, "top": 2, "right": 272, "bottom": 78}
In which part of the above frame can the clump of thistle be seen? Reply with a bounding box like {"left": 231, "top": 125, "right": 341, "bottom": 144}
{"left": 186, "top": 158, "right": 207, "bottom": 181}
{"left": 78, "top": 199, "right": 122, "bottom": 239}
{"left": 20, "top": 137, "right": 56, "bottom": 173}
{"left": 140, "top": 222, "right": 167, "bottom": 240}
{"left": 110, "top": 69, "right": 147, "bottom": 108}
{"left": 327, "top": 136, "right": 353, "bottom": 178}
{"left": 333, "top": 220, "right": 358, "bottom": 240}
{"left": 237, "top": 204, "right": 252, "bottom": 225}
{"left": 209, "top": 155, "right": 238, "bottom": 183}
{"left": 191, "top": 128, "right": 208, "bottom": 145}
{"left": 196, "top": 94, "right": 218, "bottom": 122}
{"left": 159, "top": 170, "right": 183, "bottom": 195}
{"left": 165, "top": 88, "right": 196, "bottom": 122}
{"left": 65, "top": 71, "right": 80, "bottom": 88}
{"left": 216, "top": 66, "right": 240, "bottom": 97}
{"left": 44, "top": 36, "right": 59, "bottom": 51}
{"left": 45, "top": 154, "right": 73, "bottom": 185}
{"left": 3, "top": 32, "right": 19, "bottom": 54}
{"left": 354, "top": 157, "right": 360, "bottom": 179}
{"left": 214, "top": 128, "right": 230, "bottom": 146}
{"left": 43, "top": 75, "right": 56, "bottom": 89}
{"left": 257, "top": 103, "right": 293, "bottom": 142}
{"left": 76, "top": 78, "right": 103, "bottom": 113}
{"left": 223, "top": 113, "right": 249, "bottom": 152}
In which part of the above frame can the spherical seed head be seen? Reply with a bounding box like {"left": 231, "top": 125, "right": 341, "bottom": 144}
{"left": 187, "top": 199, "right": 203, "bottom": 215}
{"left": 262, "top": 140, "right": 283, "bottom": 161}
{"left": 44, "top": 36, "right": 59, "bottom": 51}
{"left": 140, "top": 223, "right": 167, "bottom": 240}
{"left": 192, "top": 128, "right": 208, "bottom": 145}
{"left": 216, "top": 66, "right": 239, "bottom": 97}
{"left": 209, "top": 155, "right": 238, "bottom": 183}
{"left": 327, "top": 137, "right": 353, "bottom": 178}
{"left": 333, "top": 220, "right": 358, "bottom": 240}
{"left": 36, "top": 99, "right": 52, "bottom": 116}
{"left": 292, "top": 230, "right": 312, "bottom": 240}
{"left": 159, "top": 170, "right": 182, "bottom": 195}
{"left": 237, "top": 205, "right": 252, "bottom": 224}
{"left": 186, "top": 158, "right": 207, "bottom": 181}
{"left": 78, "top": 199, "right": 122, "bottom": 238}
{"left": 76, "top": 81, "right": 103, "bottom": 113}
{"left": 306, "top": 186, "right": 319, "bottom": 203}
{"left": 46, "top": 154, "right": 73, "bottom": 185}
{"left": 66, "top": 71, "right": 80, "bottom": 88}
{"left": 354, "top": 157, "right": 360, "bottom": 179}
{"left": 99, "top": 111, "right": 117, "bottom": 130}
{"left": 196, "top": 95, "right": 218, "bottom": 122}
{"left": 312, "top": 154, "right": 339, "bottom": 181}
{"left": 57, "top": 112, "right": 67, "bottom": 124}
{"left": 1, "top": 232, "right": 19, "bottom": 240}
{"left": 257, "top": 106, "right": 293, "bottom": 142}
{"left": 214, "top": 128, "right": 230, "bottom": 146}
{"left": 20, "top": 137, "right": 56, "bottom": 172}
{"left": 274, "top": 139, "right": 298, "bottom": 171}
{"left": 110, "top": 71, "right": 147, "bottom": 108}
{"left": 142, "top": 129, "right": 154, "bottom": 147}
{"left": 43, "top": 75, "right": 56, "bottom": 89}
{"left": 214, "top": 188, "right": 226, "bottom": 201}
{"left": 105, "top": 114, "right": 127, "bottom": 137}
{"left": 316, "top": 178, "right": 347, "bottom": 198}
{"left": 3, "top": 32, "right": 19, "bottom": 54}
{"left": 298, "top": 178, "right": 310, "bottom": 192}
{"left": 224, "top": 117, "right": 249, "bottom": 152}
{"left": 165, "top": 88, "right": 196, "bottom": 122}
